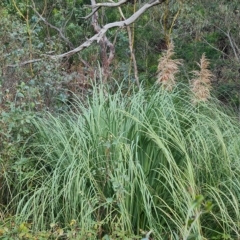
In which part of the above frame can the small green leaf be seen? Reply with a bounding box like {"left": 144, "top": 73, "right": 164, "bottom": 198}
{"left": 16, "top": 92, "right": 24, "bottom": 98}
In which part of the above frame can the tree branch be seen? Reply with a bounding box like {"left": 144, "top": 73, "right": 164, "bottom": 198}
{"left": 226, "top": 30, "right": 240, "bottom": 62}
{"left": 6, "top": 59, "right": 42, "bottom": 67}
{"left": 87, "top": 0, "right": 129, "bottom": 8}
{"left": 48, "top": 0, "right": 165, "bottom": 60}
{"left": 82, "top": 0, "right": 129, "bottom": 19}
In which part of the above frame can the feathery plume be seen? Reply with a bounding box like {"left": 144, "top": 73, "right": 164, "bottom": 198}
{"left": 191, "top": 54, "right": 213, "bottom": 103}
{"left": 156, "top": 42, "right": 182, "bottom": 91}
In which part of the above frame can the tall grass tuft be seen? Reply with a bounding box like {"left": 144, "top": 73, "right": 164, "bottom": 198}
{"left": 4, "top": 84, "right": 240, "bottom": 239}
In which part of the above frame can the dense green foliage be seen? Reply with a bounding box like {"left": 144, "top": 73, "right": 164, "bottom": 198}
{"left": 1, "top": 84, "right": 240, "bottom": 239}
{"left": 0, "top": 0, "right": 240, "bottom": 239}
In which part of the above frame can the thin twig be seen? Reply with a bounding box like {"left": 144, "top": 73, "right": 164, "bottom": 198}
{"left": 6, "top": 59, "right": 42, "bottom": 68}
{"left": 226, "top": 30, "right": 240, "bottom": 62}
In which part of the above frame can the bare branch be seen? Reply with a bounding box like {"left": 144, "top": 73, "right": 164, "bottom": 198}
{"left": 213, "top": 25, "right": 240, "bottom": 62}
{"left": 6, "top": 59, "right": 42, "bottom": 68}
{"left": 87, "top": 0, "right": 128, "bottom": 8}
{"left": 49, "top": 0, "right": 166, "bottom": 60}
{"left": 82, "top": 7, "right": 101, "bottom": 20}
{"left": 226, "top": 30, "right": 240, "bottom": 62}
{"left": 82, "top": 0, "right": 129, "bottom": 19}
{"left": 201, "top": 37, "right": 228, "bottom": 57}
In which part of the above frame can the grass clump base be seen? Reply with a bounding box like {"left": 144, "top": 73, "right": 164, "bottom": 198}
{"left": 1, "top": 84, "right": 240, "bottom": 239}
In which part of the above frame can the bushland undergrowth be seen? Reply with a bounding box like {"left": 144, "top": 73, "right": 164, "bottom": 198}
{"left": 1, "top": 82, "right": 240, "bottom": 239}
{"left": 1, "top": 39, "right": 240, "bottom": 239}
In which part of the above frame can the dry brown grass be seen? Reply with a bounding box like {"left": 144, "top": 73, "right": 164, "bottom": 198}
{"left": 191, "top": 54, "right": 213, "bottom": 103}
{"left": 156, "top": 42, "right": 182, "bottom": 91}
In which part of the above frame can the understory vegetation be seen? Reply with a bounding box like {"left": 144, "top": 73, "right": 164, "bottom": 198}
{"left": 1, "top": 0, "right": 240, "bottom": 239}
{"left": 1, "top": 83, "right": 240, "bottom": 239}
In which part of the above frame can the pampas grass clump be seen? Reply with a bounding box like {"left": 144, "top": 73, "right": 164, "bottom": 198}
{"left": 156, "top": 42, "right": 182, "bottom": 91}
{"left": 191, "top": 53, "right": 213, "bottom": 103}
